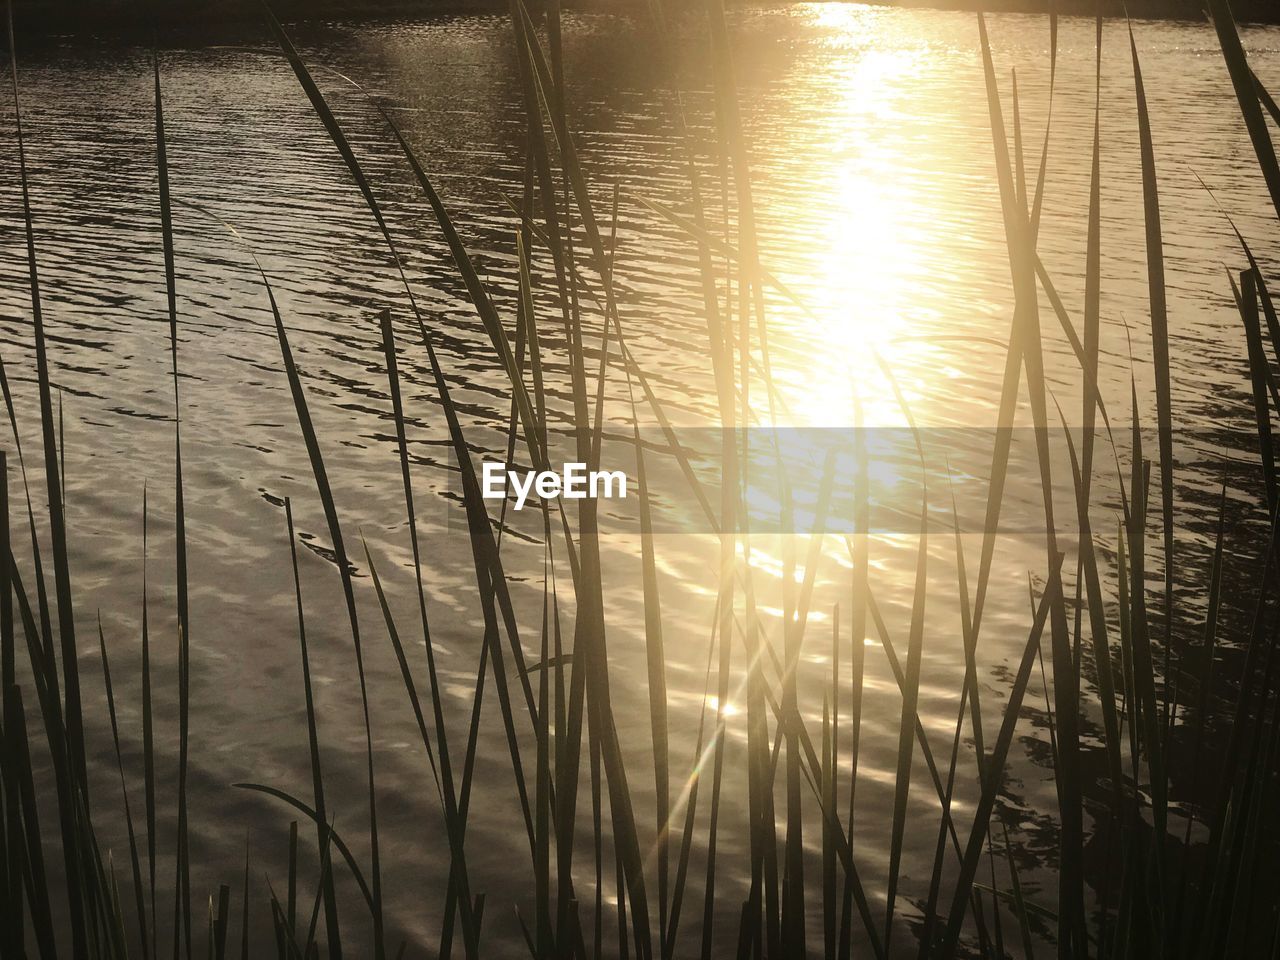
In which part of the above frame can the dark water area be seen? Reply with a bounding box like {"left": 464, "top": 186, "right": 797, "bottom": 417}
{"left": 9, "top": 0, "right": 1280, "bottom": 37}
{"left": 3, "top": 3, "right": 1280, "bottom": 955}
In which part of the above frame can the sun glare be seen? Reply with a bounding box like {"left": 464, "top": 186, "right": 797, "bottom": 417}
{"left": 768, "top": 6, "right": 943, "bottom": 430}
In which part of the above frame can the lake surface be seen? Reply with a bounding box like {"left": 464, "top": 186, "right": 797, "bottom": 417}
{"left": 3, "top": 3, "right": 1280, "bottom": 955}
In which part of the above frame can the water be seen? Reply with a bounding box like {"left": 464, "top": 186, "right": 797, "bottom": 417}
{"left": 3, "top": 4, "right": 1279, "bottom": 954}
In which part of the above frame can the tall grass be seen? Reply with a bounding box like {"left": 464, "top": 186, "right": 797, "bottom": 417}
{"left": 2, "top": 1, "right": 1280, "bottom": 958}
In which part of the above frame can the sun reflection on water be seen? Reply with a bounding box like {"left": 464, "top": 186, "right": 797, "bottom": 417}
{"left": 762, "top": 4, "right": 966, "bottom": 432}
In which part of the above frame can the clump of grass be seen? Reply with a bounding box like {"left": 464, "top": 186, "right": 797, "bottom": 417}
{"left": 3, "top": 1, "right": 1280, "bottom": 958}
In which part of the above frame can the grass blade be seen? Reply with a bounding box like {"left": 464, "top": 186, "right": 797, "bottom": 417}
{"left": 97, "top": 616, "right": 149, "bottom": 960}
{"left": 1206, "top": 0, "right": 1280, "bottom": 219}
{"left": 1129, "top": 19, "right": 1177, "bottom": 732}
{"left": 154, "top": 52, "right": 195, "bottom": 960}
{"left": 884, "top": 490, "right": 929, "bottom": 949}
{"left": 941, "top": 553, "right": 1064, "bottom": 958}
{"left": 281, "top": 496, "right": 342, "bottom": 956}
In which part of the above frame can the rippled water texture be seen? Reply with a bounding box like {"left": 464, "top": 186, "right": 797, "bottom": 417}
{"left": 3, "top": 4, "right": 1279, "bottom": 955}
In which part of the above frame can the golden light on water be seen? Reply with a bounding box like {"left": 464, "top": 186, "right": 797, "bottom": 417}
{"left": 9, "top": 1, "right": 1280, "bottom": 955}
{"left": 769, "top": 4, "right": 945, "bottom": 430}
